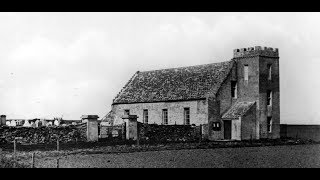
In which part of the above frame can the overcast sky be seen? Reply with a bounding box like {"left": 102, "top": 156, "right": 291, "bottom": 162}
{"left": 0, "top": 12, "right": 319, "bottom": 124}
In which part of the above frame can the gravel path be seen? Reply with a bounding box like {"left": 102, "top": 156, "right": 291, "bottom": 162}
{"left": 33, "top": 144, "right": 320, "bottom": 168}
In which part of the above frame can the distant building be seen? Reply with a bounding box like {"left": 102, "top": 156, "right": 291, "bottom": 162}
{"left": 108, "top": 46, "right": 280, "bottom": 140}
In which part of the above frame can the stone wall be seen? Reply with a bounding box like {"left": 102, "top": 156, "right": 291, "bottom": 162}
{"left": 211, "top": 69, "right": 236, "bottom": 140}
{"left": 259, "top": 56, "right": 280, "bottom": 139}
{"left": 280, "top": 124, "right": 320, "bottom": 141}
{"left": 111, "top": 100, "right": 208, "bottom": 126}
{"left": 137, "top": 122, "right": 200, "bottom": 142}
{"left": 241, "top": 103, "right": 257, "bottom": 140}
{"left": 231, "top": 119, "right": 241, "bottom": 140}
{"left": 233, "top": 47, "right": 280, "bottom": 139}
{"left": 216, "top": 67, "right": 234, "bottom": 115}
{"left": 207, "top": 96, "right": 223, "bottom": 140}
{"left": 234, "top": 55, "right": 260, "bottom": 139}
{"left": 0, "top": 124, "right": 87, "bottom": 144}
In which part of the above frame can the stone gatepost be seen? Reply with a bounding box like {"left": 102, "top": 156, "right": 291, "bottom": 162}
{"left": 81, "top": 115, "right": 99, "bottom": 142}
{"left": 0, "top": 115, "right": 6, "bottom": 126}
{"left": 122, "top": 115, "right": 138, "bottom": 140}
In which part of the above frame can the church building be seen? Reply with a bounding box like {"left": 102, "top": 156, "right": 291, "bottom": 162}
{"left": 108, "top": 46, "right": 280, "bottom": 140}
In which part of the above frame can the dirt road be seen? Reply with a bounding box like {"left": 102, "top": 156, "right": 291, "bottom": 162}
{"left": 33, "top": 144, "right": 320, "bottom": 168}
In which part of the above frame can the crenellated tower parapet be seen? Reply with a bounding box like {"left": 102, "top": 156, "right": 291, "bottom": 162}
{"left": 233, "top": 46, "right": 279, "bottom": 58}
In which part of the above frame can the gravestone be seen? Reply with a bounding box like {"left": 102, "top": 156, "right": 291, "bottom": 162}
{"left": 23, "top": 120, "right": 31, "bottom": 127}
{"left": 11, "top": 120, "right": 17, "bottom": 127}
{"left": 54, "top": 120, "right": 60, "bottom": 126}
{"left": 35, "top": 120, "right": 40, "bottom": 127}
{"left": 31, "top": 122, "right": 36, "bottom": 128}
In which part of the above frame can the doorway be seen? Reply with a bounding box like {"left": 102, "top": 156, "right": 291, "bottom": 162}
{"left": 224, "top": 120, "right": 231, "bottom": 139}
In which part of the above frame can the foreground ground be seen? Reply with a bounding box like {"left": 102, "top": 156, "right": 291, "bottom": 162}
{"left": 28, "top": 144, "right": 320, "bottom": 168}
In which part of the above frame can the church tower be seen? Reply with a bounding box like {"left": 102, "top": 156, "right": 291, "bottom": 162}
{"left": 233, "top": 46, "right": 280, "bottom": 139}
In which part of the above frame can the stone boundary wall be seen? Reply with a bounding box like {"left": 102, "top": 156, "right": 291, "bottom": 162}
{"left": 280, "top": 124, "right": 320, "bottom": 142}
{"left": 137, "top": 122, "right": 201, "bottom": 143}
{"left": 0, "top": 123, "right": 87, "bottom": 144}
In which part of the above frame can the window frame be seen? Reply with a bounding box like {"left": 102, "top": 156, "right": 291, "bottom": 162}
{"left": 267, "top": 90, "right": 272, "bottom": 106}
{"left": 267, "top": 116, "right": 272, "bottom": 133}
{"left": 231, "top": 80, "right": 238, "bottom": 99}
{"left": 143, "top": 109, "right": 148, "bottom": 124}
{"left": 212, "top": 122, "right": 221, "bottom": 131}
{"left": 244, "top": 64, "right": 249, "bottom": 81}
{"left": 267, "top": 64, "right": 272, "bottom": 81}
{"left": 184, "top": 107, "right": 190, "bottom": 125}
{"left": 162, "top": 109, "right": 168, "bottom": 125}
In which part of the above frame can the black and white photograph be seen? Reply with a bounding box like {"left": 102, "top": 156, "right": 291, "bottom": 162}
{"left": 0, "top": 12, "right": 319, "bottom": 168}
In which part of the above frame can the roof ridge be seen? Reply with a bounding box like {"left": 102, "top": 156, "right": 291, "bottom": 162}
{"left": 140, "top": 60, "right": 231, "bottom": 73}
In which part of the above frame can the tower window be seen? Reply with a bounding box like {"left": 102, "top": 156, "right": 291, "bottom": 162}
{"left": 267, "top": 116, "right": 272, "bottom": 133}
{"left": 267, "top": 64, "right": 272, "bottom": 80}
{"left": 143, "top": 109, "right": 148, "bottom": 124}
{"left": 231, "top": 81, "right": 237, "bottom": 98}
{"left": 162, "top": 109, "right": 168, "bottom": 125}
{"left": 184, "top": 108, "right": 190, "bottom": 125}
{"left": 267, "top": 90, "right": 272, "bottom": 106}
{"left": 124, "top": 109, "right": 130, "bottom": 115}
{"left": 244, "top": 65, "right": 249, "bottom": 81}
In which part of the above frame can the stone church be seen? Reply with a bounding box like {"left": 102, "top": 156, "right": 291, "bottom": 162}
{"left": 108, "top": 46, "right": 280, "bottom": 140}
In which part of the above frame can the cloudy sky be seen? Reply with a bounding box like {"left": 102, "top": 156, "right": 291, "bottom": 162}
{"left": 0, "top": 12, "right": 319, "bottom": 124}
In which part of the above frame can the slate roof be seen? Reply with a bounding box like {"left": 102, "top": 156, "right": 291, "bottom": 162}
{"left": 222, "top": 101, "right": 256, "bottom": 119}
{"left": 113, "top": 60, "right": 234, "bottom": 104}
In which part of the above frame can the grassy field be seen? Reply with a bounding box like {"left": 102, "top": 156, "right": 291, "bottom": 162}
{"left": 0, "top": 152, "right": 28, "bottom": 168}
{"left": 1, "top": 139, "right": 319, "bottom": 168}
{"left": 24, "top": 144, "right": 320, "bottom": 168}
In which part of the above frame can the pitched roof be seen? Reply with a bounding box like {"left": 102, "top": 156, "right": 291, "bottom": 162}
{"left": 101, "top": 111, "right": 113, "bottom": 122}
{"left": 222, "top": 101, "right": 256, "bottom": 119}
{"left": 113, "top": 60, "right": 234, "bottom": 104}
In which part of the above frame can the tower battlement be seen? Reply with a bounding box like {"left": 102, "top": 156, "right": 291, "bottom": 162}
{"left": 233, "top": 46, "right": 279, "bottom": 58}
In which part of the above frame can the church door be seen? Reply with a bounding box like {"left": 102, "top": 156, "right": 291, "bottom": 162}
{"left": 224, "top": 120, "right": 231, "bottom": 139}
